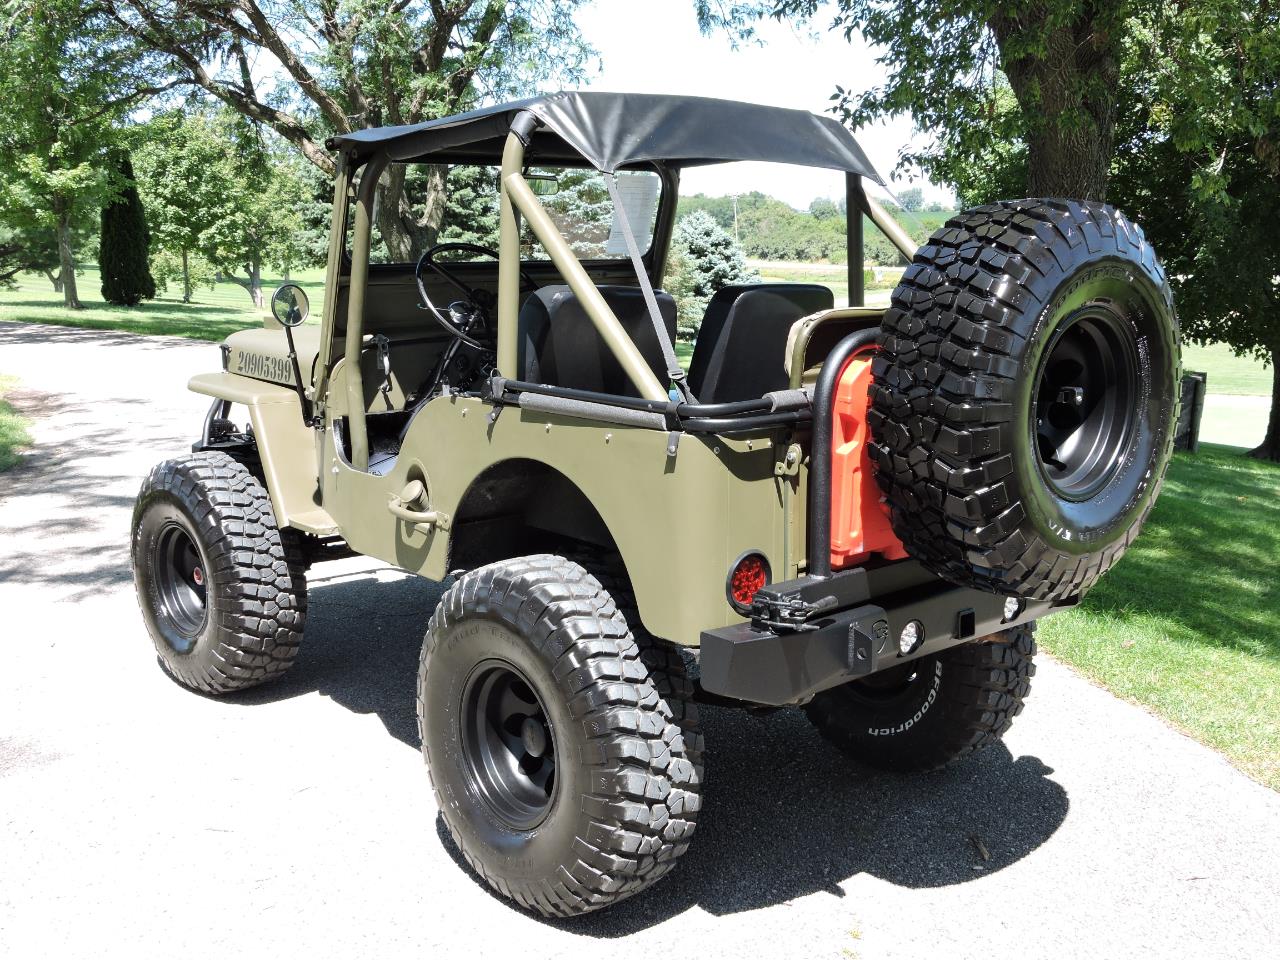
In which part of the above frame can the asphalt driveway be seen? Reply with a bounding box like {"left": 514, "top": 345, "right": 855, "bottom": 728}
{"left": 1, "top": 320, "right": 1278, "bottom": 960}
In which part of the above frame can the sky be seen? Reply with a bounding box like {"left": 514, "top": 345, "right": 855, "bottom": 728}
{"left": 574, "top": 0, "right": 950, "bottom": 209}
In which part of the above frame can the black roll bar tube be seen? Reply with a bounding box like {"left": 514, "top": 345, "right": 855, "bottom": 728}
{"left": 807, "top": 327, "right": 880, "bottom": 579}
{"left": 489, "top": 377, "right": 806, "bottom": 422}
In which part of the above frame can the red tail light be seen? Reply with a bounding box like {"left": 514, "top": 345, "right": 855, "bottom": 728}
{"left": 727, "top": 553, "right": 770, "bottom": 613}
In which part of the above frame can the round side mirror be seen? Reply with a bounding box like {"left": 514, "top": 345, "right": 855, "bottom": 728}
{"left": 270, "top": 283, "right": 310, "bottom": 328}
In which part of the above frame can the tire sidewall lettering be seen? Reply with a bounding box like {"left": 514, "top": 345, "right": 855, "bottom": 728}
{"left": 866, "top": 659, "right": 944, "bottom": 737}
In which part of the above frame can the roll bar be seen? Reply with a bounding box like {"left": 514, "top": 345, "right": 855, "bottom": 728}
{"left": 496, "top": 113, "right": 668, "bottom": 403}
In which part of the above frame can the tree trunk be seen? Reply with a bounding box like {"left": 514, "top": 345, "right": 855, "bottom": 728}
{"left": 226, "top": 260, "right": 263, "bottom": 307}
{"left": 53, "top": 198, "right": 82, "bottom": 309}
{"left": 44, "top": 268, "right": 63, "bottom": 293}
{"left": 248, "top": 258, "right": 262, "bottom": 308}
{"left": 376, "top": 163, "right": 447, "bottom": 262}
{"left": 990, "top": 6, "right": 1122, "bottom": 201}
{"left": 181, "top": 248, "right": 191, "bottom": 303}
{"left": 1249, "top": 346, "right": 1280, "bottom": 461}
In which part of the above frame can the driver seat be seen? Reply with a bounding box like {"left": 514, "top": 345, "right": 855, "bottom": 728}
{"left": 518, "top": 285, "right": 678, "bottom": 396}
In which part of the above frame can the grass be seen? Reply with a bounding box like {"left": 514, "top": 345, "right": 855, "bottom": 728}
{"left": 1182, "top": 342, "right": 1273, "bottom": 397}
{"left": 752, "top": 260, "right": 897, "bottom": 308}
{"left": 0, "top": 266, "right": 327, "bottom": 342}
{"left": 1038, "top": 445, "right": 1280, "bottom": 790}
{"left": 0, "top": 374, "right": 33, "bottom": 472}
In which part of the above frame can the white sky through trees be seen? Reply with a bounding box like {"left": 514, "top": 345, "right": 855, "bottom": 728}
{"left": 576, "top": 0, "right": 952, "bottom": 208}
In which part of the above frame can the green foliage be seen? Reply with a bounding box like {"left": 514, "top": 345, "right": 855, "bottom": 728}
{"left": 98, "top": 151, "right": 155, "bottom": 306}
{"left": 438, "top": 166, "right": 502, "bottom": 248}
{"left": 897, "top": 186, "right": 923, "bottom": 212}
{"left": 133, "top": 110, "right": 312, "bottom": 303}
{"left": 702, "top": 2, "right": 1126, "bottom": 200}
{"left": 110, "top": 0, "right": 596, "bottom": 256}
{"left": 1106, "top": 2, "right": 1280, "bottom": 457}
{"left": 539, "top": 168, "right": 614, "bottom": 257}
{"left": 0, "top": 223, "right": 60, "bottom": 287}
{"left": 0, "top": 1, "right": 150, "bottom": 306}
{"left": 667, "top": 211, "right": 757, "bottom": 336}
{"left": 676, "top": 191, "right": 929, "bottom": 266}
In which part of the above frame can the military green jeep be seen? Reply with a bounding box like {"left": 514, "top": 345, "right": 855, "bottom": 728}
{"left": 131, "top": 93, "right": 1180, "bottom": 916}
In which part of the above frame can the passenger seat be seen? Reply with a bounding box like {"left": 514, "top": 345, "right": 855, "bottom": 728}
{"left": 518, "top": 285, "right": 678, "bottom": 396}
{"left": 687, "top": 284, "right": 834, "bottom": 403}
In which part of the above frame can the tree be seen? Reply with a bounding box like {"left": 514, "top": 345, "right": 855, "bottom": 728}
{"left": 700, "top": 1, "right": 1131, "bottom": 201}
{"left": 202, "top": 116, "right": 309, "bottom": 307}
{"left": 106, "top": 1, "right": 593, "bottom": 259}
{"left": 134, "top": 110, "right": 238, "bottom": 301}
{"left": 0, "top": 1, "right": 167, "bottom": 307}
{"left": 666, "top": 211, "right": 757, "bottom": 335}
{"left": 897, "top": 186, "right": 922, "bottom": 212}
{"left": 1109, "top": 3, "right": 1280, "bottom": 461}
{"left": 98, "top": 150, "right": 156, "bottom": 305}
{"left": 0, "top": 222, "right": 60, "bottom": 289}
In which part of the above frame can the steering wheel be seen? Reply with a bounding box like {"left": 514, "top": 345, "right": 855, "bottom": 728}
{"left": 414, "top": 242, "right": 539, "bottom": 349}
{"left": 417, "top": 242, "right": 538, "bottom": 303}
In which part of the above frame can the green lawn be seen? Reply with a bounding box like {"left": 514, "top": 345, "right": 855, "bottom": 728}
{"left": 1039, "top": 445, "right": 1280, "bottom": 790}
{"left": 1182, "top": 341, "right": 1273, "bottom": 396}
{"left": 0, "top": 375, "right": 33, "bottom": 472}
{"left": 752, "top": 260, "right": 898, "bottom": 308}
{"left": 0, "top": 266, "right": 326, "bottom": 342}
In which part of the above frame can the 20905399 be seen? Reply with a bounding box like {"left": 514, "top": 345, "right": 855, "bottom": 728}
{"left": 130, "top": 92, "right": 1179, "bottom": 917}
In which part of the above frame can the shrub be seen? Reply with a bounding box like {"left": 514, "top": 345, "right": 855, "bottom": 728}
{"left": 99, "top": 150, "right": 156, "bottom": 306}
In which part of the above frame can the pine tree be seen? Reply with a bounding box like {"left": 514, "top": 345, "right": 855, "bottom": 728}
{"left": 99, "top": 150, "right": 155, "bottom": 306}
{"left": 667, "top": 210, "right": 758, "bottom": 335}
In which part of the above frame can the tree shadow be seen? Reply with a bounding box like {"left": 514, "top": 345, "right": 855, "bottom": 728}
{"left": 235, "top": 569, "right": 1069, "bottom": 929}
{"left": 0, "top": 388, "right": 189, "bottom": 600}
{"left": 1075, "top": 448, "right": 1280, "bottom": 663}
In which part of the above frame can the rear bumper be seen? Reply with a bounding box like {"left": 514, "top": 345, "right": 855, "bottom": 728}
{"left": 699, "top": 572, "right": 1058, "bottom": 706}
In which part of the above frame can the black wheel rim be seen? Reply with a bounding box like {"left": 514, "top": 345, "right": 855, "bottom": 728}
{"left": 1032, "top": 307, "right": 1140, "bottom": 502}
{"left": 460, "top": 660, "right": 558, "bottom": 830}
{"left": 152, "top": 522, "right": 207, "bottom": 652}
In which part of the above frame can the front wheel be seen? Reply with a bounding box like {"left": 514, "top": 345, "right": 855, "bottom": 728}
{"left": 417, "top": 555, "right": 703, "bottom": 917}
{"left": 804, "top": 624, "right": 1036, "bottom": 772}
{"left": 131, "top": 452, "right": 307, "bottom": 694}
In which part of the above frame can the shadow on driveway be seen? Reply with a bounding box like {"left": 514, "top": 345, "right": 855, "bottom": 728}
{"left": 233, "top": 569, "right": 1070, "bottom": 930}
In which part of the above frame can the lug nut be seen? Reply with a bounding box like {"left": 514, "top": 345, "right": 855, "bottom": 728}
{"left": 1003, "top": 596, "right": 1023, "bottom": 622}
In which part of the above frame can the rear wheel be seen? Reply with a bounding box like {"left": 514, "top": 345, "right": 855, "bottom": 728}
{"left": 804, "top": 624, "right": 1036, "bottom": 772}
{"left": 131, "top": 452, "right": 307, "bottom": 694}
{"left": 417, "top": 554, "right": 702, "bottom": 917}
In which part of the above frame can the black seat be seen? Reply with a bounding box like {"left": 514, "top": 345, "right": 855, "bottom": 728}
{"left": 518, "top": 284, "right": 678, "bottom": 396}
{"left": 687, "top": 283, "right": 835, "bottom": 403}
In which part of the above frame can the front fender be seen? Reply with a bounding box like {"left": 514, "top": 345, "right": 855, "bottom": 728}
{"left": 189, "top": 372, "right": 335, "bottom": 535}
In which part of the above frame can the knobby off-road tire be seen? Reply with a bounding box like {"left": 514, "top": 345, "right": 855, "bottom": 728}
{"left": 805, "top": 624, "right": 1036, "bottom": 773}
{"left": 417, "top": 555, "right": 703, "bottom": 917}
{"left": 869, "top": 199, "right": 1180, "bottom": 601}
{"left": 131, "top": 451, "right": 307, "bottom": 694}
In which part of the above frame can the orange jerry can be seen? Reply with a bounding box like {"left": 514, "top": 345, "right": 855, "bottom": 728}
{"left": 829, "top": 347, "right": 909, "bottom": 570}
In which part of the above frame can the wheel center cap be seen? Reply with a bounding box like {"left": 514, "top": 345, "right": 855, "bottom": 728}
{"left": 520, "top": 716, "right": 548, "bottom": 758}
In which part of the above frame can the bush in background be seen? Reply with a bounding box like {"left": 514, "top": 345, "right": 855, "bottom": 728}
{"left": 99, "top": 151, "right": 155, "bottom": 306}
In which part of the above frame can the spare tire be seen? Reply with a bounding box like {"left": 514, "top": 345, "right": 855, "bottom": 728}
{"left": 868, "top": 199, "right": 1179, "bottom": 601}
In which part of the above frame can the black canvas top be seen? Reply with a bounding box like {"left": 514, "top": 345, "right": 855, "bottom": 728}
{"left": 326, "top": 91, "right": 882, "bottom": 181}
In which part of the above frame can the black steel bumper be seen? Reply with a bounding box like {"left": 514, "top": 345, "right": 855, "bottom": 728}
{"left": 699, "top": 564, "right": 1060, "bottom": 706}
